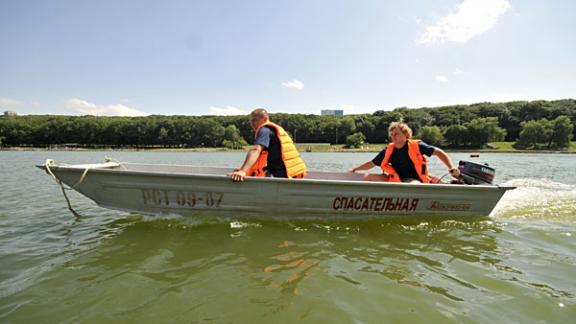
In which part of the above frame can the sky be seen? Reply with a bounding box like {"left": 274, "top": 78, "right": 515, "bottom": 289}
{"left": 0, "top": 0, "right": 575, "bottom": 116}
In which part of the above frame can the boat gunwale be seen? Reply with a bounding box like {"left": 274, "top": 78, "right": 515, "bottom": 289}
{"left": 38, "top": 162, "right": 516, "bottom": 192}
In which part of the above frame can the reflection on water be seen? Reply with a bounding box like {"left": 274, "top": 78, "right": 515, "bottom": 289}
{"left": 3, "top": 216, "right": 575, "bottom": 322}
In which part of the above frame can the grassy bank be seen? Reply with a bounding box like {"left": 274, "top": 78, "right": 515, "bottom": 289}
{"left": 2, "top": 142, "right": 575, "bottom": 153}
{"left": 471, "top": 141, "right": 576, "bottom": 153}
{"left": 297, "top": 142, "right": 576, "bottom": 153}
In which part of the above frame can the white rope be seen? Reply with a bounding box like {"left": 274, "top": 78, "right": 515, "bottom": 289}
{"left": 105, "top": 156, "right": 127, "bottom": 170}
{"left": 44, "top": 159, "right": 57, "bottom": 180}
{"left": 72, "top": 166, "right": 92, "bottom": 188}
{"left": 44, "top": 158, "right": 88, "bottom": 188}
{"left": 43, "top": 157, "right": 123, "bottom": 218}
{"left": 105, "top": 156, "right": 118, "bottom": 163}
{"left": 44, "top": 159, "right": 81, "bottom": 218}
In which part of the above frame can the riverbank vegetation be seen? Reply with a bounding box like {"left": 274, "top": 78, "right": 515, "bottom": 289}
{"left": 1, "top": 99, "right": 574, "bottom": 151}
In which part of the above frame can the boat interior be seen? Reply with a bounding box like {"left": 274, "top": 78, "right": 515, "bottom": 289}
{"left": 119, "top": 163, "right": 369, "bottom": 181}
{"left": 55, "top": 162, "right": 372, "bottom": 181}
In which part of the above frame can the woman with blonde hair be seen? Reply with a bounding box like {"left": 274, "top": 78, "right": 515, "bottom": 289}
{"left": 349, "top": 122, "right": 460, "bottom": 183}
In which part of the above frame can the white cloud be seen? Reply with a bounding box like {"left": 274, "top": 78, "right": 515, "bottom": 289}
{"left": 0, "top": 97, "right": 24, "bottom": 106}
{"left": 64, "top": 98, "right": 148, "bottom": 116}
{"left": 417, "top": 0, "right": 511, "bottom": 44}
{"left": 281, "top": 79, "right": 305, "bottom": 90}
{"left": 435, "top": 75, "right": 449, "bottom": 83}
{"left": 208, "top": 106, "right": 247, "bottom": 116}
{"left": 453, "top": 68, "right": 464, "bottom": 75}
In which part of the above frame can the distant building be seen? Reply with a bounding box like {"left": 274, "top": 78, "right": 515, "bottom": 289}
{"left": 3, "top": 110, "right": 17, "bottom": 116}
{"left": 321, "top": 109, "right": 344, "bottom": 116}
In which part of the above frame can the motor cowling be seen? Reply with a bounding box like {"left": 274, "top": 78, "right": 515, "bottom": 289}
{"left": 458, "top": 160, "right": 495, "bottom": 185}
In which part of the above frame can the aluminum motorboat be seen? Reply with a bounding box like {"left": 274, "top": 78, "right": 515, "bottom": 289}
{"left": 38, "top": 159, "right": 515, "bottom": 219}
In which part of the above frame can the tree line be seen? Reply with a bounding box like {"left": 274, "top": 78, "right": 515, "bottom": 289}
{"left": 1, "top": 99, "right": 574, "bottom": 149}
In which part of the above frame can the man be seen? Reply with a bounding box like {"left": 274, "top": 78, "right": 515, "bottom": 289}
{"left": 349, "top": 122, "right": 460, "bottom": 183}
{"left": 229, "top": 108, "right": 307, "bottom": 182}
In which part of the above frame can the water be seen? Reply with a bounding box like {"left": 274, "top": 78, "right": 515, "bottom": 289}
{"left": 1, "top": 151, "right": 575, "bottom": 322}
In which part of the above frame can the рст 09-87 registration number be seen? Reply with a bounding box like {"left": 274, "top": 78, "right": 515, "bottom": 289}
{"left": 141, "top": 189, "right": 223, "bottom": 208}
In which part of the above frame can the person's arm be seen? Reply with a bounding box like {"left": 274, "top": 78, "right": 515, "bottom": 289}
{"left": 432, "top": 148, "right": 460, "bottom": 177}
{"left": 229, "top": 144, "right": 263, "bottom": 182}
{"left": 229, "top": 127, "right": 270, "bottom": 182}
{"left": 350, "top": 148, "right": 386, "bottom": 173}
{"left": 348, "top": 161, "right": 376, "bottom": 173}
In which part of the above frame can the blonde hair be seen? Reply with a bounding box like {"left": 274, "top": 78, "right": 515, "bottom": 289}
{"left": 388, "top": 122, "right": 413, "bottom": 139}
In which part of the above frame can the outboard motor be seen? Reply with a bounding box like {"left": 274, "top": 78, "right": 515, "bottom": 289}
{"left": 458, "top": 160, "right": 495, "bottom": 185}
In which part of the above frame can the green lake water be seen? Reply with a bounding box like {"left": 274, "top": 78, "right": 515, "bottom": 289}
{"left": 1, "top": 151, "right": 575, "bottom": 323}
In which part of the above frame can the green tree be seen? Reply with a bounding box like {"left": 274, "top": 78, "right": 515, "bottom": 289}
{"left": 339, "top": 117, "right": 356, "bottom": 136}
{"left": 465, "top": 117, "right": 506, "bottom": 148}
{"left": 518, "top": 101, "right": 549, "bottom": 121}
{"left": 549, "top": 115, "right": 573, "bottom": 148}
{"left": 443, "top": 125, "right": 468, "bottom": 147}
{"left": 222, "top": 125, "right": 248, "bottom": 149}
{"left": 192, "top": 119, "right": 226, "bottom": 147}
{"left": 346, "top": 132, "right": 366, "bottom": 148}
{"left": 158, "top": 127, "right": 169, "bottom": 147}
{"left": 354, "top": 116, "right": 375, "bottom": 141}
{"left": 418, "top": 126, "right": 444, "bottom": 146}
{"left": 515, "top": 119, "right": 552, "bottom": 149}
{"left": 402, "top": 109, "right": 434, "bottom": 136}
{"left": 321, "top": 117, "right": 341, "bottom": 144}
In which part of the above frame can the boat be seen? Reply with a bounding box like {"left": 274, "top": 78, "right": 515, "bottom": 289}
{"left": 38, "top": 159, "right": 515, "bottom": 219}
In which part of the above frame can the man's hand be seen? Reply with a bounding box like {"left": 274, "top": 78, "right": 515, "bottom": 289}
{"left": 228, "top": 169, "right": 247, "bottom": 182}
{"left": 449, "top": 167, "right": 460, "bottom": 178}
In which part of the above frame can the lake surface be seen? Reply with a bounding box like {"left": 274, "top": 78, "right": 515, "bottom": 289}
{"left": 1, "top": 151, "right": 575, "bottom": 322}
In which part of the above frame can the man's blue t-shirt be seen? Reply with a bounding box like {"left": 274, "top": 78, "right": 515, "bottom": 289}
{"left": 372, "top": 142, "right": 436, "bottom": 180}
{"left": 254, "top": 126, "right": 287, "bottom": 177}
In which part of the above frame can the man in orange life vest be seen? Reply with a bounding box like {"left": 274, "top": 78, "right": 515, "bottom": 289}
{"left": 228, "top": 108, "right": 307, "bottom": 182}
{"left": 349, "top": 122, "right": 460, "bottom": 183}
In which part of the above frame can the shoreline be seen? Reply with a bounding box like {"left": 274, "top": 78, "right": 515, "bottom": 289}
{"left": 2, "top": 145, "right": 575, "bottom": 154}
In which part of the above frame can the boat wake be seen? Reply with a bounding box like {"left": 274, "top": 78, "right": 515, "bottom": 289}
{"left": 492, "top": 178, "right": 576, "bottom": 223}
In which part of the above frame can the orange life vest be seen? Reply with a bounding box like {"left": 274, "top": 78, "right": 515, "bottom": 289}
{"left": 247, "top": 122, "right": 307, "bottom": 179}
{"left": 380, "top": 139, "right": 430, "bottom": 183}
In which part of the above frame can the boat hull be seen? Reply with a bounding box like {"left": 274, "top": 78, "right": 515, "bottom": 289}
{"left": 41, "top": 162, "right": 515, "bottom": 220}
